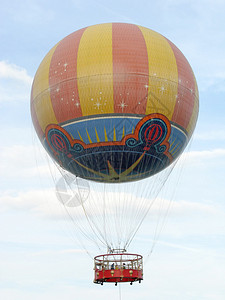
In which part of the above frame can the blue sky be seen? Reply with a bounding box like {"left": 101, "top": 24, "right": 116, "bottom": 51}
{"left": 1, "top": 0, "right": 225, "bottom": 299}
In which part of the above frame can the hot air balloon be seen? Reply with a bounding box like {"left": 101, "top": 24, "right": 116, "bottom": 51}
{"left": 31, "top": 23, "right": 199, "bottom": 285}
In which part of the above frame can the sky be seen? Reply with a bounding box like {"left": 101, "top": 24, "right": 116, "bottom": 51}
{"left": 1, "top": 0, "right": 225, "bottom": 299}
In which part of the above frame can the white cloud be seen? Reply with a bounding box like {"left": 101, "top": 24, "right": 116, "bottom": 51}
{"left": 0, "top": 189, "right": 64, "bottom": 217}
{"left": 151, "top": 239, "right": 202, "bottom": 253}
{"left": 0, "top": 61, "right": 32, "bottom": 103}
{"left": 0, "top": 61, "right": 32, "bottom": 85}
{"left": 31, "top": 248, "right": 86, "bottom": 256}
{"left": 1, "top": 182, "right": 223, "bottom": 230}
{"left": 0, "top": 144, "right": 52, "bottom": 181}
{"left": 178, "top": 148, "right": 225, "bottom": 166}
{"left": 167, "top": 198, "right": 220, "bottom": 216}
{"left": 195, "top": 130, "right": 225, "bottom": 141}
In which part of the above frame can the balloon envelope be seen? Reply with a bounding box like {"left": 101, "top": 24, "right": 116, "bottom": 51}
{"left": 31, "top": 23, "right": 199, "bottom": 183}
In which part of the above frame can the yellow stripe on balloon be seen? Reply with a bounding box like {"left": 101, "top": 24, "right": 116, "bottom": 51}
{"left": 113, "top": 127, "right": 116, "bottom": 141}
{"left": 104, "top": 126, "right": 108, "bottom": 141}
{"left": 86, "top": 129, "right": 93, "bottom": 143}
{"left": 138, "top": 26, "right": 178, "bottom": 120}
{"left": 95, "top": 128, "right": 100, "bottom": 142}
{"left": 77, "top": 130, "right": 84, "bottom": 142}
{"left": 122, "top": 126, "right": 125, "bottom": 139}
{"left": 77, "top": 23, "right": 114, "bottom": 116}
{"left": 32, "top": 44, "right": 58, "bottom": 132}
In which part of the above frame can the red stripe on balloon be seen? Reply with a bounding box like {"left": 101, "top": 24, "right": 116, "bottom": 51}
{"left": 49, "top": 28, "right": 86, "bottom": 123}
{"left": 112, "top": 23, "right": 149, "bottom": 115}
{"left": 167, "top": 39, "right": 196, "bottom": 129}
